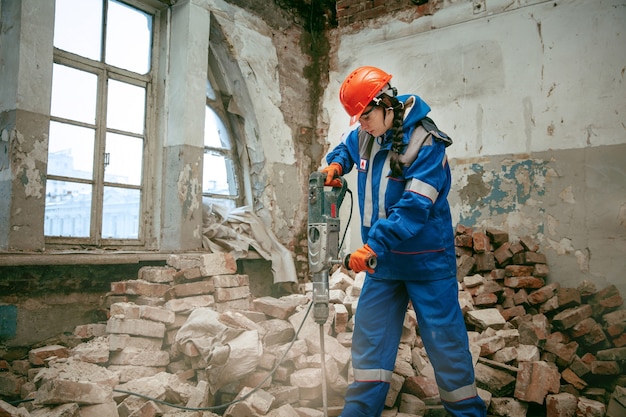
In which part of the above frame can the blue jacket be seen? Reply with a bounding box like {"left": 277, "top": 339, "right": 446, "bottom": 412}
{"left": 326, "top": 94, "right": 456, "bottom": 280}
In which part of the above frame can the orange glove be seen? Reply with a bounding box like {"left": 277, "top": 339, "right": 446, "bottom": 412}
{"left": 320, "top": 162, "right": 343, "bottom": 187}
{"left": 348, "top": 244, "right": 377, "bottom": 274}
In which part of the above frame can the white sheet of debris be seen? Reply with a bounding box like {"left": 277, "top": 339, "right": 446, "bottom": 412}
{"left": 202, "top": 203, "right": 297, "bottom": 284}
{"left": 174, "top": 307, "right": 262, "bottom": 395}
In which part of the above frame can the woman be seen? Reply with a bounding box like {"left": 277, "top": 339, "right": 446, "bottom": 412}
{"left": 321, "top": 66, "right": 487, "bottom": 417}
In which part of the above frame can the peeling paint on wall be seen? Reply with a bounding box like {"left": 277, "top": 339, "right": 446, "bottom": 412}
{"left": 455, "top": 159, "right": 551, "bottom": 226}
{"left": 11, "top": 128, "right": 46, "bottom": 199}
{"left": 177, "top": 162, "right": 201, "bottom": 215}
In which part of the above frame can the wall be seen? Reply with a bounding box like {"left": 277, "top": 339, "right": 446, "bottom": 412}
{"left": 0, "top": 0, "right": 316, "bottom": 347}
{"left": 322, "top": 0, "right": 626, "bottom": 295}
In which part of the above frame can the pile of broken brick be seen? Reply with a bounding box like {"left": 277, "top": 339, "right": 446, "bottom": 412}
{"left": 0, "top": 226, "right": 625, "bottom": 417}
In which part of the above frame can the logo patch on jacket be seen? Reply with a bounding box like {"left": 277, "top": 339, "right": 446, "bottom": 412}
{"left": 359, "top": 158, "right": 368, "bottom": 171}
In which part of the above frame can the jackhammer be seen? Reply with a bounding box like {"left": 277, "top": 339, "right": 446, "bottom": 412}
{"left": 307, "top": 171, "right": 347, "bottom": 417}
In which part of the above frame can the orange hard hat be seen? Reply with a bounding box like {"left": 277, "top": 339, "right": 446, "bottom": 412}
{"left": 339, "top": 66, "right": 393, "bottom": 125}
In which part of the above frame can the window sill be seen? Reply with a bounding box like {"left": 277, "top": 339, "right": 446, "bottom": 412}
{"left": 0, "top": 249, "right": 262, "bottom": 266}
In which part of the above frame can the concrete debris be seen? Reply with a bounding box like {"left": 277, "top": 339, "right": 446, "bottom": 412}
{"left": 0, "top": 234, "right": 625, "bottom": 417}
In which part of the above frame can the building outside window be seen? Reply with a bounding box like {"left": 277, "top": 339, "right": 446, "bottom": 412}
{"left": 45, "top": 0, "right": 155, "bottom": 244}
{"left": 202, "top": 63, "right": 245, "bottom": 211}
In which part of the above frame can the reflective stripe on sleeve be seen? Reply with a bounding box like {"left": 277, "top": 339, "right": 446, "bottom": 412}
{"left": 405, "top": 177, "right": 439, "bottom": 203}
{"left": 353, "top": 368, "right": 393, "bottom": 383}
{"left": 439, "top": 382, "right": 478, "bottom": 403}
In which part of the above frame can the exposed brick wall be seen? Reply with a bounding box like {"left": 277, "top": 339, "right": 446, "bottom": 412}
{"left": 336, "top": 0, "right": 431, "bottom": 27}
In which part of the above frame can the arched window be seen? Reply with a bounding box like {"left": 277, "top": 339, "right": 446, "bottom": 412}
{"left": 202, "top": 47, "right": 249, "bottom": 211}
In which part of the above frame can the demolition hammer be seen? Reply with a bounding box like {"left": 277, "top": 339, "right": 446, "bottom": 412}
{"left": 307, "top": 171, "right": 346, "bottom": 417}
{"left": 307, "top": 171, "right": 376, "bottom": 416}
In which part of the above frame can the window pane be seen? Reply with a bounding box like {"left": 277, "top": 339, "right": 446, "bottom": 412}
{"left": 104, "top": 132, "right": 143, "bottom": 185}
{"left": 203, "top": 153, "right": 237, "bottom": 196}
{"left": 45, "top": 180, "right": 92, "bottom": 237}
{"left": 48, "top": 122, "right": 95, "bottom": 179}
{"left": 107, "top": 80, "right": 146, "bottom": 134}
{"left": 204, "top": 107, "right": 231, "bottom": 149}
{"left": 102, "top": 186, "right": 140, "bottom": 239}
{"left": 54, "top": 0, "right": 102, "bottom": 60}
{"left": 105, "top": 0, "right": 152, "bottom": 74}
{"left": 51, "top": 64, "right": 98, "bottom": 124}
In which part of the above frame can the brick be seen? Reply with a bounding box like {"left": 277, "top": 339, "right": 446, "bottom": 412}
{"left": 603, "top": 309, "right": 626, "bottom": 327}
{"left": 34, "top": 379, "right": 112, "bottom": 405}
{"left": 486, "top": 228, "right": 509, "bottom": 246}
{"left": 561, "top": 368, "right": 587, "bottom": 390}
{"left": 110, "top": 280, "right": 170, "bottom": 298}
{"left": 384, "top": 373, "right": 406, "bottom": 408}
{"left": 215, "top": 286, "right": 251, "bottom": 302}
{"left": 513, "top": 251, "right": 547, "bottom": 265}
{"left": 516, "top": 344, "right": 540, "bottom": 362}
{"left": 138, "top": 266, "right": 176, "bottom": 283}
{"left": 546, "top": 392, "right": 577, "bottom": 417}
{"left": 490, "top": 397, "right": 528, "bottom": 416}
{"left": 29, "top": 345, "right": 70, "bottom": 366}
{"left": 0, "top": 372, "right": 26, "bottom": 397}
{"left": 73, "top": 323, "right": 107, "bottom": 339}
{"left": 108, "top": 334, "right": 162, "bottom": 352}
{"left": 289, "top": 368, "right": 322, "bottom": 401}
{"left": 109, "top": 347, "right": 169, "bottom": 367}
{"left": 214, "top": 274, "right": 249, "bottom": 288}
{"left": 258, "top": 319, "right": 295, "bottom": 346}
{"left": 472, "top": 232, "right": 491, "bottom": 253}
{"left": 552, "top": 304, "right": 593, "bottom": 330}
{"left": 167, "top": 253, "right": 237, "bottom": 276}
{"left": 474, "top": 363, "right": 516, "bottom": 397}
{"left": 214, "top": 297, "right": 252, "bottom": 312}
{"left": 596, "top": 346, "right": 626, "bottom": 361}
{"left": 164, "top": 295, "right": 215, "bottom": 313}
{"left": 557, "top": 287, "right": 581, "bottom": 310}
{"left": 517, "top": 314, "right": 549, "bottom": 347}
{"left": 576, "top": 397, "right": 606, "bottom": 417}
{"left": 466, "top": 308, "right": 507, "bottom": 330}
{"left": 493, "top": 242, "right": 513, "bottom": 266}
{"left": 334, "top": 303, "right": 349, "bottom": 334}
{"left": 107, "top": 365, "right": 163, "bottom": 383}
{"left": 569, "top": 355, "right": 591, "bottom": 378}
{"left": 106, "top": 317, "right": 166, "bottom": 339}
{"left": 607, "top": 386, "right": 626, "bottom": 417}
{"left": 543, "top": 340, "right": 579, "bottom": 367}
{"left": 519, "top": 235, "right": 539, "bottom": 252}
{"left": 474, "top": 252, "right": 496, "bottom": 272}
{"left": 403, "top": 375, "right": 439, "bottom": 399}
{"left": 456, "top": 254, "right": 476, "bottom": 280}
{"left": 514, "top": 361, "right": 560, "bottom": 404}
{"left": 455, "top": 234, "right": 473, "bottom": 248}
{"left": 474, "top": 293, "right": 498, "bottom": 307}
{"left": 80, "top": 401, "right": 119, "bottom": 417}
{"left": 253, "top": 296, "right": 297, "bottom": 320}
{"left": 504, "top": 276, "right": 545, "bottom": 289}
{"left": 539, "top": 296, "right": 560, "bottom": 314}
{"left": 504, "top": 265, "right": 535, "bottom": 277}
{"left": 170, "top": 279, "right": 215, "bottom": 298}
{"left": 528, "top": 283, "right": 559, "bottom": 305}
{"left": 590, "top": 360, "right": 620, "bottom": 375}
{"left": 533, "top": 263, "right": 550, "bottom": 277}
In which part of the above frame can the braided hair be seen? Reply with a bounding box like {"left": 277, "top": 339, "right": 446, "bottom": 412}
{"left": 370, "top": 93, "right": 406, "bottom": 177}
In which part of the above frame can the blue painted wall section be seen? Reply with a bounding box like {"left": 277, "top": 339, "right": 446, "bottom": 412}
{"left": 457, "top": 159, "right": 550, "bottom": 228}
{"left": 0, "top": 304, "right": 18, "bottom": 339}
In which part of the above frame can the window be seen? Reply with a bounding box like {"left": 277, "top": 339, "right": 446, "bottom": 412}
{"left": 46, "top": 0, "right": 155, "bottom": 245}
{"left": 202, "top": 69, "right": 244, "bottom": 211}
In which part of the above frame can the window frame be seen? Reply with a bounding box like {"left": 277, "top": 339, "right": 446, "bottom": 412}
{"left": 202, "top": 64, "right": 246, "bottom": 209}
{"left": 45, "top": 0, "right": 160, "bottom": 248}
